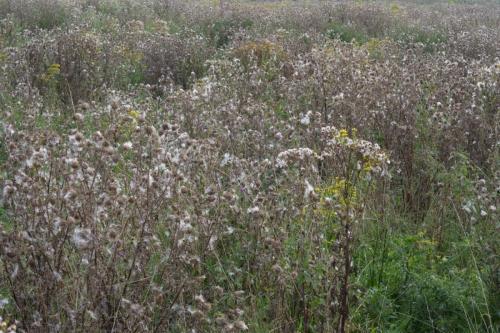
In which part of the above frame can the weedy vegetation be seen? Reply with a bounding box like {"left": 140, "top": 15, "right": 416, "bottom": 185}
{"left": 0, "top": 0, "right": 498, "bottom": 332}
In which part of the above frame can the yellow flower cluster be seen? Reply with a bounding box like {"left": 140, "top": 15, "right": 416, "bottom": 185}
{"left": 362, "top": 158, "right": 373, "bottom": 172}
{"left": 317, "top": 177, "right": 358, "bottom": 217}
{"left": 128, "top": 109, "right": 140, "bottom": 120}
{"left": 0, "top": 317, "right": 17, "bottom": 332}
{"left": 41, "top": 63, "right": 61, "bottom": 82}
{"left": 390, "top": 3, "right": 401, "bottom": 15}
{"left": 338, "top": 129, "right": 349, "bottom": 138}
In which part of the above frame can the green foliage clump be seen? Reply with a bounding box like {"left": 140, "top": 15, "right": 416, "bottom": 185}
{"left": 327, "top": 22, "right": 369, "bottom": 44}
{"left": 204, "top": 17, "right": 253, "bottom": 48}
{"left": 353, "top": 230, "right": 496, "bottom": 332}
{"left": 393, "top": 26, "right": 448, "bottom": 52}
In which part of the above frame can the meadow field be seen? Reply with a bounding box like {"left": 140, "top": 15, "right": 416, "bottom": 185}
{"left": 0, "top": 0, "right": 498, "bottom": 332}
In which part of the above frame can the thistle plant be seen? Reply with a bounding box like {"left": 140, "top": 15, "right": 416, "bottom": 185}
{"left": 0, "top": 1, "right": 498, "bottom": 332}
{"left": 316, "top": 127, "right": 389, "bottom": 332}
